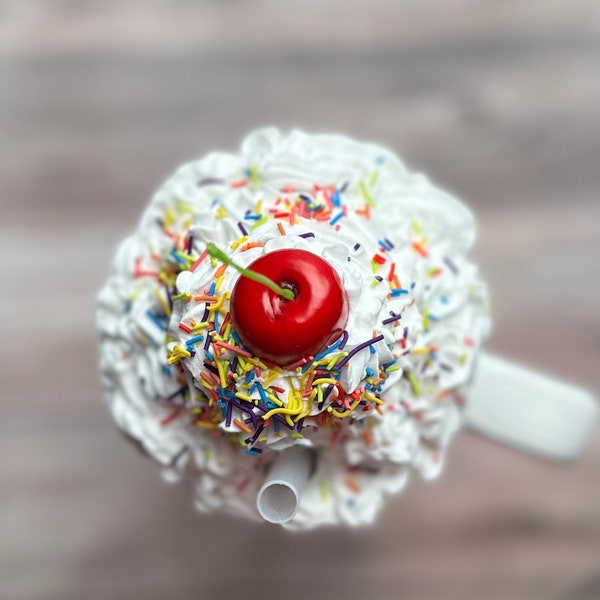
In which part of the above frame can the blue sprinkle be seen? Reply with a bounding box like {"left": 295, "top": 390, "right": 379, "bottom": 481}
{"left": 162, "top": 364, "right": 172, "bottom": 377}
{"left": 245, "top": 448, "right": 262, "bottom": 456}
{"left": 375, "top": 155, "right": 385, "bottom": 165}
{"left": 390, "top": 288, "right": 409, "bottom": 297}
{"left": 211, "top": 198, "right": 219, "bottom": 208}
{"left": 329, "top": 211, "right": 345, "bottom": 226}
{"left": 331, "top": 189, "right": 342, "bottom": 207}
{"left": 243, "top": 214, "right": 262, "bottom": 221}
{"left": 170, "top": 249, "right": 186, "bottom": 265}
{"left": 206, "top": 351, "right": 214, "bottom": 361}
{"left": 186, "top": 335, "right": 204, "bottom": 347}
{"left": 440, "top": 295, "right": 449, "bottom": 305}
{"left": 208, "top": 282, "right": 216, "bottom": 296}
{"left": 146, "top": 310, "right": 167, "bottom": 331}
{"left": 428, "top": 314, "right": 440, "bottom": 323}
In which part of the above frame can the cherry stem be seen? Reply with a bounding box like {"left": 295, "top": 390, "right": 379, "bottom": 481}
{"left": 206, "top": 243, "right": 295, "bottom": 301}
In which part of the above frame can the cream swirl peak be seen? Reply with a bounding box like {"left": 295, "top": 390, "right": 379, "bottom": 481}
{"left": 97, "top": 128, "right": 490, "bottom": 528}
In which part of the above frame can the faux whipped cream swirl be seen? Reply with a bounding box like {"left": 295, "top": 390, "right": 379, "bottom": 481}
{"left": 97, "top": 128, "right": 490, "bottom": 528}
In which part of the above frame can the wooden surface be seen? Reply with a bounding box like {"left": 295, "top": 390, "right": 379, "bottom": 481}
{"left": 1, "top": 2, "right": 599, "bottom": 599}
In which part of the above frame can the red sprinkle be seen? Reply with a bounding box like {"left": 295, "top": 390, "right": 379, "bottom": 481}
{"left": 190, "top": 249, "right": 208, "bottom": 272}
{"left": 179, "top": 323, "right": 192, "bottom": 333}
{"left": 160, "top": 408, "right": 182, "bottom": 426}
{"left": 230, "top": 179, "right": 248, "bottom": 189}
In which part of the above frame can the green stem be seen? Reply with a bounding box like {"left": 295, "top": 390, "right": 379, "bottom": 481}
{"left": 206, "top": 243, "right": 295, "bottom": 301}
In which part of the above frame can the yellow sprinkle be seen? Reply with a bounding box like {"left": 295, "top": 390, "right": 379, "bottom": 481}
{"left": 363, "top": 391, "right": 384, "bottom": 405}
{"left": 207, "top": 294, "right": 225, "bottom": 312}
{"left": 371, "top": 278, "right": 381, "bottom": 288}
{"left": 313, "top": 377, "right": 337, "bottom": 386}
{"left": 167, "top": 345, "right": 191, "bottom": 365}
{"left": 235, "top": 392, "right": 253, "bottom": 402}
{"left": 215, "top": 275, "right": 224, "bottom": 292}
{"left": 196, "top": 421, "right": 218, "bottom": 430}
{"left": 411, "top": 219, "right": 422, "bottom": 234}
{"left": 231, "top": 236, "right": 248, "bottom": 250}
{"left": 291, "top": 432, "right": 304, "bottom": 440}
{"left": 191, "top": 321, "right": 209, "bottom": 332}
{"left": 215, "top": 206, "right": 228, "bottom": 219}
{"left": 371, "top": 260, "right": 379, "bottom": 274}
{"left": 262, "top": 404, "right": 302, "bottom": 421}
{"left": 164, "top": 208, "right": 176, "bottom": 230}
{"left": 411, "top": 347, "right": 430, "bottom": 355}
{"left": 258, "top": 436, "right": 268, "bottom": 443}
{"left": 153, "top": 288, "right": 172, "bottom": 317}
{"left": 326, "top": 352, "right": 348, "bottom": 370}
{"left": 249, "top": 166, "right": 260, "bottom": 186}
{"left": 204, "top": 448, "right": 211, "bottom": 462}
{"left": 215, "top": 356, "right": 227, "bottom": 388}
{"left": 330, "top": 398, "right": 361, "bottom": 419}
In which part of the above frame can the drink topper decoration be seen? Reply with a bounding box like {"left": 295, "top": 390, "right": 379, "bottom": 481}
{"left": 97, "top": 129, "right": 596, "bottom": 528}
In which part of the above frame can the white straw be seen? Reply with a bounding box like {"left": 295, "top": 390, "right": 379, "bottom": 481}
{"left": 256, "top": 446, "right": 312, "bottom": 524}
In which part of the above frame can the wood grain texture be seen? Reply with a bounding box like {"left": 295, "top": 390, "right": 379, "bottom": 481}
{"left": 1, "top": 2, "right": 599, "bottom": 599}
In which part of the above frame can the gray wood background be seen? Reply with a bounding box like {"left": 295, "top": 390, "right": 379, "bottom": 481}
{"left": 1, "top": 2, "right": 599, "bottom": 599}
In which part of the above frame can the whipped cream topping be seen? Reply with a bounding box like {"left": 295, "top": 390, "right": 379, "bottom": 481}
{"left": 97, "top": 128, "right": 490, "bottom": 528}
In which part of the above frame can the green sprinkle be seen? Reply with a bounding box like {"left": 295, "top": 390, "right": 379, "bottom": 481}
{"left": 359, "top": 179, "right": 376, "bottom": 207}
{"left": 406, "top": 371, "right": 421, "bottom": 397}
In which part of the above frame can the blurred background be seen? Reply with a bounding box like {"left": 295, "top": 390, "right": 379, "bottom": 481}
{"left": 1, "top": 1, "right": 599, "bottom": 599}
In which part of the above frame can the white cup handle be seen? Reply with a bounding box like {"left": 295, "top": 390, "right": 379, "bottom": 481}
{"left": 465, "top": 353, "right": 597, "bottom": 461}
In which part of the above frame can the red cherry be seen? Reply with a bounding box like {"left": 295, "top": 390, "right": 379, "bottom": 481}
{"left": 230, "top": 249, "right": 349, "bottom": 366}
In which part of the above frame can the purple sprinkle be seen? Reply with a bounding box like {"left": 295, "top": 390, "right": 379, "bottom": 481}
{"left": 403, "top": 327, "right": 408, "bottom": 339}
{"left": 375, "top": 275, "right": 383, "bottom": 282}
{"left": 339, "top": 330, "right": 349, "bottom": 350}
{"left": 299, "top": 194, "right": 312, "bottom": 203}
{"left": 201, "top": 306, "right": 210, "bottom": 323}
{"left": 225, "top": 402, "right": 233, "bottom": 427}
{"left": 443, "top": 257, "right": 459, "bottom": 275}
{"left": 198, "top": 177, "right": 225, "bottom": 187}
{"left": 187, "top": 233, "right": 194, "bottom": 254}
{"left": 340, "top": 181, "right": 350, "bottom": 193}
{"left": 337, "top": 335, "right": 385, "bottom": 369}
{"left": 203, "top": 335, "right": 211, "bottom": 352}
{"left": 237, "top": 221, "right": 248, "bottom": 236}
{"left": 246, "top": 423, "right": 265, "bottom": 445}
{"left": 299, "top": 232, "right": 315, "bottom": 239}
{"left": 382, "top": 312, "right": 401, "bottom": 326}
{"left": 203, "top": 362, "right": 219, "bottom": 376}
{"left": 353, "top": 243, "right": 361, "bottom": 251}
{"left": 384, "top": 238, "right": 395, "bottom": 249}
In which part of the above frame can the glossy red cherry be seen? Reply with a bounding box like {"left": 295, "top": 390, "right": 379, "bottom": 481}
{"left": 230, "top": 249, "right": 349, "bottom": 365}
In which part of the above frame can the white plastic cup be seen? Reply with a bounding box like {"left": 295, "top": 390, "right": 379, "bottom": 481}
{"left": 465, "top": 353, "right": 597, "bottom": 461}
{"left": 256, "top": 446, "right": 312, "bottom": 524}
